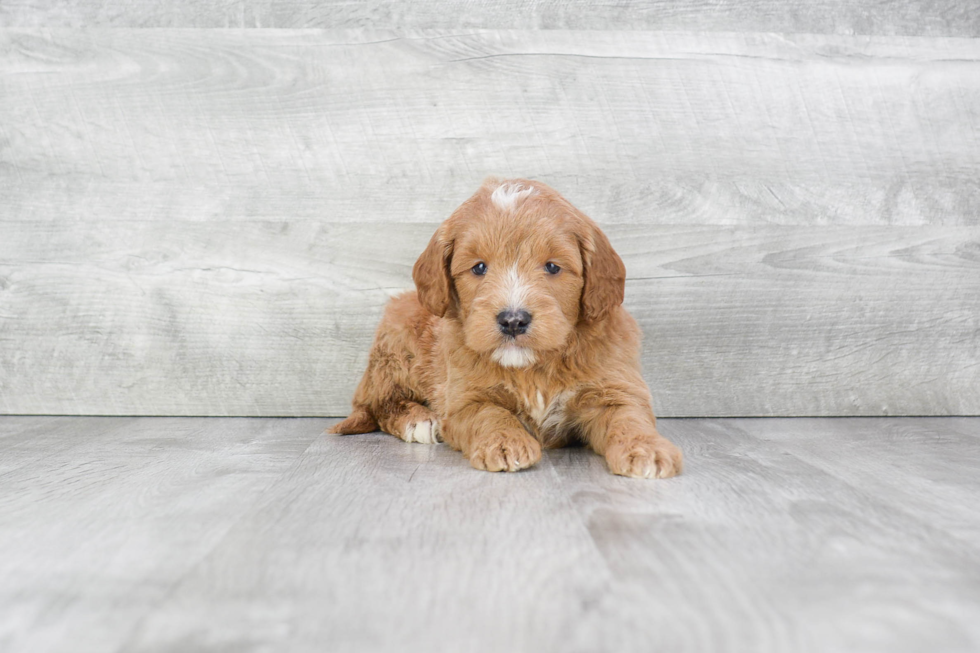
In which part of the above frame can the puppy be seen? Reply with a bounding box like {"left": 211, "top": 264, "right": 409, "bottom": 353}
{"left": 331, "top": 178, "right": 682, "bottom": 478}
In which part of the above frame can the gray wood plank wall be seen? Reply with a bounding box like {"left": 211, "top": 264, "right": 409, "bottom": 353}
{"left": 1, "top": 13, "right": 978, "bottom": 416}
{"left": 3, "top": 1, "right": 979, "bottom": 35}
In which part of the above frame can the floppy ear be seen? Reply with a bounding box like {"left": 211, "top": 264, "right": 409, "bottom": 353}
{"left": 412, "top": 227, "right": 454, "bottom": 317}
{"left": 580, "top": 223, "right": 626, "bottom": 322}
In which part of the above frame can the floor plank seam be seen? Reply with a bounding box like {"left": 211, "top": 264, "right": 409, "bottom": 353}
{"left": 110, "top": 424, "right": 326, "bottom": 653}
{"left": 723, "top": 420, "right": 980, "bottom": 564}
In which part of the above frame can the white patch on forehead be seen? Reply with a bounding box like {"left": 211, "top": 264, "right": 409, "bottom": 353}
{"left": 492, "top": 345, "right": 536, "bottom": 368}
{"left": 491, "top": 183, "right": 537, "bottom": 212}
{"left": 504, "top": 265, "right": 531, "bottom": 311}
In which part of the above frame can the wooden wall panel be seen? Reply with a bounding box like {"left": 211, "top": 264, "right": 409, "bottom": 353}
{"left": 2, "top": 28, "right": 978, "bottom": 416}
{"left": 1, "top": 221, "right": 976, "bottom": 416}
{"left": 2, "top": 1, "right": 977, "bottom": 36}
{"left": 2, "top": 30, "right": 978, "bottom": 227}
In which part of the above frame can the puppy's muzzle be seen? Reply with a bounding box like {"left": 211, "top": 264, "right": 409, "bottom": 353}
{"left": 497, "top": 309, "right": 531, "bottom": 337}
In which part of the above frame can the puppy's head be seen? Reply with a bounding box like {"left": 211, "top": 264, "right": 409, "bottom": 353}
{"left": 413, "top": 178, "right": 625, "bottom": 368}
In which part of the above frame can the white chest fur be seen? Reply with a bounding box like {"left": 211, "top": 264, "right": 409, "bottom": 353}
{"left": 521, "top": 390, "right": 572, "bottom": 439}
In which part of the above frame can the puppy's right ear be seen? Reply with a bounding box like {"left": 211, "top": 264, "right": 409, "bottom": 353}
{"left": 412, "top": 227, "right": 454, "bottom": 317}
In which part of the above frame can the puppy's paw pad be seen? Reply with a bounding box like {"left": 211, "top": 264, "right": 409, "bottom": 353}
{"left": 606, "top": 439, "right": 683, "bottom": 479}
{"left": 469, "top": 432, "right": 542, "bottom": 472}
{"left": 403, "top": 419, "right": 441, "bottom": 444}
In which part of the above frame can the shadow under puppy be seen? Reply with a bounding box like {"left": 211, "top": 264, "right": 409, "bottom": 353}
{"left": 331, "top": 177, "right": 683, "bottom": 479}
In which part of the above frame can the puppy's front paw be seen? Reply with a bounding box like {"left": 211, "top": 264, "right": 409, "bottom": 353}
{"left": 469, "top": 430, "right": 542, "bottom": 472}
{"left": 606, "top": 436, "right": 683, "bottom": 479}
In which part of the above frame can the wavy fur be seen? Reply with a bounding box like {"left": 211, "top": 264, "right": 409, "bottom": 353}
{"left": 331, "top": 178, "right": 682, "bottom": 478}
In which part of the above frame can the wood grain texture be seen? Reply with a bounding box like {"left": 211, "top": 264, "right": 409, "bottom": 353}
{"left": 1, "top": 416, "right": 978, "bottom": 652}
{"left": 2, "top": 0, "right": 978, "bottom": 35}
{"left": 3, "top": 29, "right": 979, "bottom": 416}
{"left": 732, "top": 417, "right": 980, "bottom": 542}
{"left": 1, "top": 220, "right": 977, "bottom": 417}
{"left": 551, "top": 418, "right": 980, "bottom": 652}
{"left": 0, "top": 416, "right": 321, "bottom": 653}
{"left": 2, "top": 30, "right": 979, "bottom": 227}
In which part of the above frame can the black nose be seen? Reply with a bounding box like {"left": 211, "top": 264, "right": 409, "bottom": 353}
{"left": 497, "top": 309, "right": 532, "bottom": 337}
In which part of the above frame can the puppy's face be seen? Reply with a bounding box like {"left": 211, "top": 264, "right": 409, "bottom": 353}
{"left": 413, "top": 179, "right": 626, "bottom": 368}
{"left": 449, "top": 199, "right": 584, "bottom": 367}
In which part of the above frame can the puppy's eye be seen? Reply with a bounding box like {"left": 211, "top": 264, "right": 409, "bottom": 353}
{"left": 471, "top": 262, "right": 487, "bottom": 276}
{"left": 545, "top": 262, "right": 561, "bottom": 275}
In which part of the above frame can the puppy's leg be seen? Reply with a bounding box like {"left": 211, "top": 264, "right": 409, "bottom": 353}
{"left": 330, "top": 405, "right": 378, "bottom": 435}
{"left": 573, "top": 393, "right": 683, "bottom": 479}
{"left": 329, "top": 292, "right": 440, "bottom": 443}
{"left": 443, "top": 402, "right": 541, "bottom": 472}
{"left": 330, "top": 353, "right": 441, "bottom": 444}
{"left": 375, "top": 399, "right": 441, "bottom": 445}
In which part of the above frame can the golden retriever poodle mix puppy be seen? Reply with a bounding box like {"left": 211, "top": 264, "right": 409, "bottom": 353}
{"left": 331, "top": 177, "right": 683, "bottom": 478}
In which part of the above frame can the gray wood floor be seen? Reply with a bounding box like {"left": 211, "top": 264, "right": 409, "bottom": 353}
{"left": 1, "top": 417, "right": 978, "bottom": 652}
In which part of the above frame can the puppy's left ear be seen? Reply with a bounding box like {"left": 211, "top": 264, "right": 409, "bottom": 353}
{"left": 580, "top": 223, "right": 626, "bottom": 322}
{"left": 412, "top": 226, "right": 455, "bottom": 317}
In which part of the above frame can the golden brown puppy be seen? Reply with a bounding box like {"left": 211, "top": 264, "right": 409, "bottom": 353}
{"left": 331, "top": 178, "right": 683, "bottom": 478}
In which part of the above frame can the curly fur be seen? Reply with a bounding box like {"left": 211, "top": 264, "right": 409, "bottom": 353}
{"left": 331, "top": 177, "right": 682, "bottom": 478}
